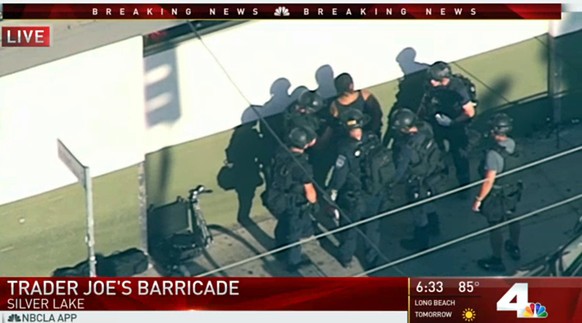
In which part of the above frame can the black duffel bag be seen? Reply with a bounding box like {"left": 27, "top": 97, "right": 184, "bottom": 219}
{"left": 52, "top": 249, "right": 149, "bottom": 277}
{"left": 104, "top": 248, "right": 149, "bottom": 277}
{"left": 53, "top": 262, "right": 90, "bottom": 277}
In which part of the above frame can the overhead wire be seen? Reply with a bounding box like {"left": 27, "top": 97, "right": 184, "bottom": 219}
{"left": 354, "top": 192, "right": 582, "bottom": 277}
{"left": 184, "top": 21, "right": 407, "bottom": 276}
{"left": 197, "top": 143, "right": 582, "bottom": 277}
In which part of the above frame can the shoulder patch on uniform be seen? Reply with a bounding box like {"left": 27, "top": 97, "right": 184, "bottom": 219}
{"left": 335, "top": 155, "right": 346, "bottom": 168}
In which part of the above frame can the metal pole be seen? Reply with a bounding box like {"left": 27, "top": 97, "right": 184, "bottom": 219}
{"left": 84, "top": 167, "right": 97, "bottom": 277}
{"left": 138, "top": 161, "right": 149, "bottom": 252}
{"left": 548, "top": 20, "right": 562, "bottom": 148}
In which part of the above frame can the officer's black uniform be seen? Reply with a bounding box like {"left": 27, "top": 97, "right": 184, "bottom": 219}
{"left": 267, "top": 127, "right": 319, "bottom": 271}
{"left": 391, "top": 109, "right": 446, "bottom": 251}
{"left": 420, "top": 62, "right": 475, "bottom": 187}
{"left": 327, "top": 110, "right": 387, "bottom": 267}
{"left": 261, "top": 90, "right": 326, "bottom": 190}
{"left": 475, "top": 113, "right": 522, "bottom": 272}
{"left": 282, "top": 90, "right": 337, "bottom": 187}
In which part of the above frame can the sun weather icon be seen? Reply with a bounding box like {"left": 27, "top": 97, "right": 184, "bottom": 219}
{"left": 274, "top": 6, "right": 290, "bottom": 16}
{"left": 462, "top": 308, "right": 477, "bottom": 322}
{"left": 522, "top": 303, "right": 548, "bottom": 318}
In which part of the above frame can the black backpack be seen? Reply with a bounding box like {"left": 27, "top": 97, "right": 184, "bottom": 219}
{"left": 454, "top": 74, "right": 478, "bottom": 107}
{"left": 408, "top": 135, "right": 445, "bottom": 178}
{"left": 261, "top": 156, "right": 296, "bottom": 215}
{"left": 360, "top": 135, "right": 395, "bottom": 194}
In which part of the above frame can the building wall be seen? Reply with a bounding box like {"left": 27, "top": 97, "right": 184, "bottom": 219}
{"left": 0, "top": 36, "right": 146, "bottom": 205}
{"left": 0, "top": 37, "right": 146, "bottom": 275}
{"left": 2, "top": 17, "right": 582, "bottom": 276}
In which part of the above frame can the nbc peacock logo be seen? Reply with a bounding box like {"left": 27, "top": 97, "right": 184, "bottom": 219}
{"left": 521, "top": 303, "right": 548, "bottom": 318}
{"left": 274, "top": 6, "right": 290, "bottom": 16}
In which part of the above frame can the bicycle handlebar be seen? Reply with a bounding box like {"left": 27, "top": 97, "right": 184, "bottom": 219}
{"left": 189, "top": 185, "right": 213, "bottom": 196}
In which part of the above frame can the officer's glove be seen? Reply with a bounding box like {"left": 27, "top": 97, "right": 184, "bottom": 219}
{"left": 332, "top": 208, "right": 340, "bottom": 225}
{"left": 325, "top": 206, "right": 341, "bottom": 225}
{"left": 329, "top": 189, "right": 338, "bottom": 202}
{"left": 435, "top": 113, "right": 453, "bottom": 127}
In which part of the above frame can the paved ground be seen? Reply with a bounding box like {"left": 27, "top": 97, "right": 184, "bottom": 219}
{"left": 133, "top": 123, "right": 582, "bottom": 278}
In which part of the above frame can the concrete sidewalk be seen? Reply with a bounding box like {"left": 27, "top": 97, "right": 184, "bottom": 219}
{"left": 139, "top": 123, "right": 582, "bottom": 278}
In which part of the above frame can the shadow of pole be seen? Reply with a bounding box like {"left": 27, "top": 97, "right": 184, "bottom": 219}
{"left": 144, "top": 44, "right": 183, "bottom": 205}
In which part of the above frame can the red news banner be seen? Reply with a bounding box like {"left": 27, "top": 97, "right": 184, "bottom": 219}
{"left": 0, "top": 278, "right": 407, "bottom": 311}
{"left": 1, "top": 278, "right": 582, "bottom": 322}
{"left": 0, "top": 3, "right": 561, "bottom": 19}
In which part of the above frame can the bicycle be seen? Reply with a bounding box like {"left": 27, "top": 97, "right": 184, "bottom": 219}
{"left": 148, "top": 185, "right": 214, "bottom": 276}
{"left": 187, "top": 185, "right": 214, "bottom": 249}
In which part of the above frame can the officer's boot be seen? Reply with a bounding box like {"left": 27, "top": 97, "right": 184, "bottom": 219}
{"left": 477, "top": 256, "right": 505, "bottom": 272}
{"left": 427, "top": 212, "right": 441, "bottom": 236}
{"left": 400, "top": 226, "right": 430, "bottom": 251}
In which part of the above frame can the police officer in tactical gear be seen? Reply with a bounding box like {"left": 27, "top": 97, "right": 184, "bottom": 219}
{"left": 327, "top": 109, "right": 389, "bottom": 268}
{"left": 284, "top": 90, "right": 326, "bottom": 134}
{"left": 329, "top": 73, "right": 384, "bottom": 137}
{"left": 284, "top": 89, "right": 337, "bottom": 187}
{"left": 473, "top": 113, "right": 522, "bottom": 272}
{"left": 390, "top": 108, "right": 445, "bottom": 251}
{"left": 267, "top": 126, "right": 319, "bottom": 271}
{"left": 420, "top": 61, "right": 477, "bottom": 189}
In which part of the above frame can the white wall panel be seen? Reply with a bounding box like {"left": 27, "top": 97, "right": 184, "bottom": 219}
{"left": 0, "top": 37, "right": 146, "bottom": 205}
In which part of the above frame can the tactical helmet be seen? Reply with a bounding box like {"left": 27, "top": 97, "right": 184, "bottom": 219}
{"left": 428, "top": 61, "right": 452, "bottom": 82}
{"left": 287, "top": 126, "right": 317, "bottom": 149}
{"left": 390, "top": 108, "right": 417, "bottom": 132}
{"left": 297, "top": 90, "right": 324, "bottom": 113}
{"left": 489, "top": 113, "right": 513, "bottom": 135}
{"left": 340, "top": 108, "right": 369, "bottom": 130}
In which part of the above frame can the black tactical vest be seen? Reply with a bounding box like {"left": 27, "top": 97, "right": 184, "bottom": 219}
{"left": 407, "top": 124, "right": 445, "bottom": 178}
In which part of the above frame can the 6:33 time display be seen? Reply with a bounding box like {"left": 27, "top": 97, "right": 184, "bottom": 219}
{"left": 415, "top": 281, "right": 444, "bottom": 293}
